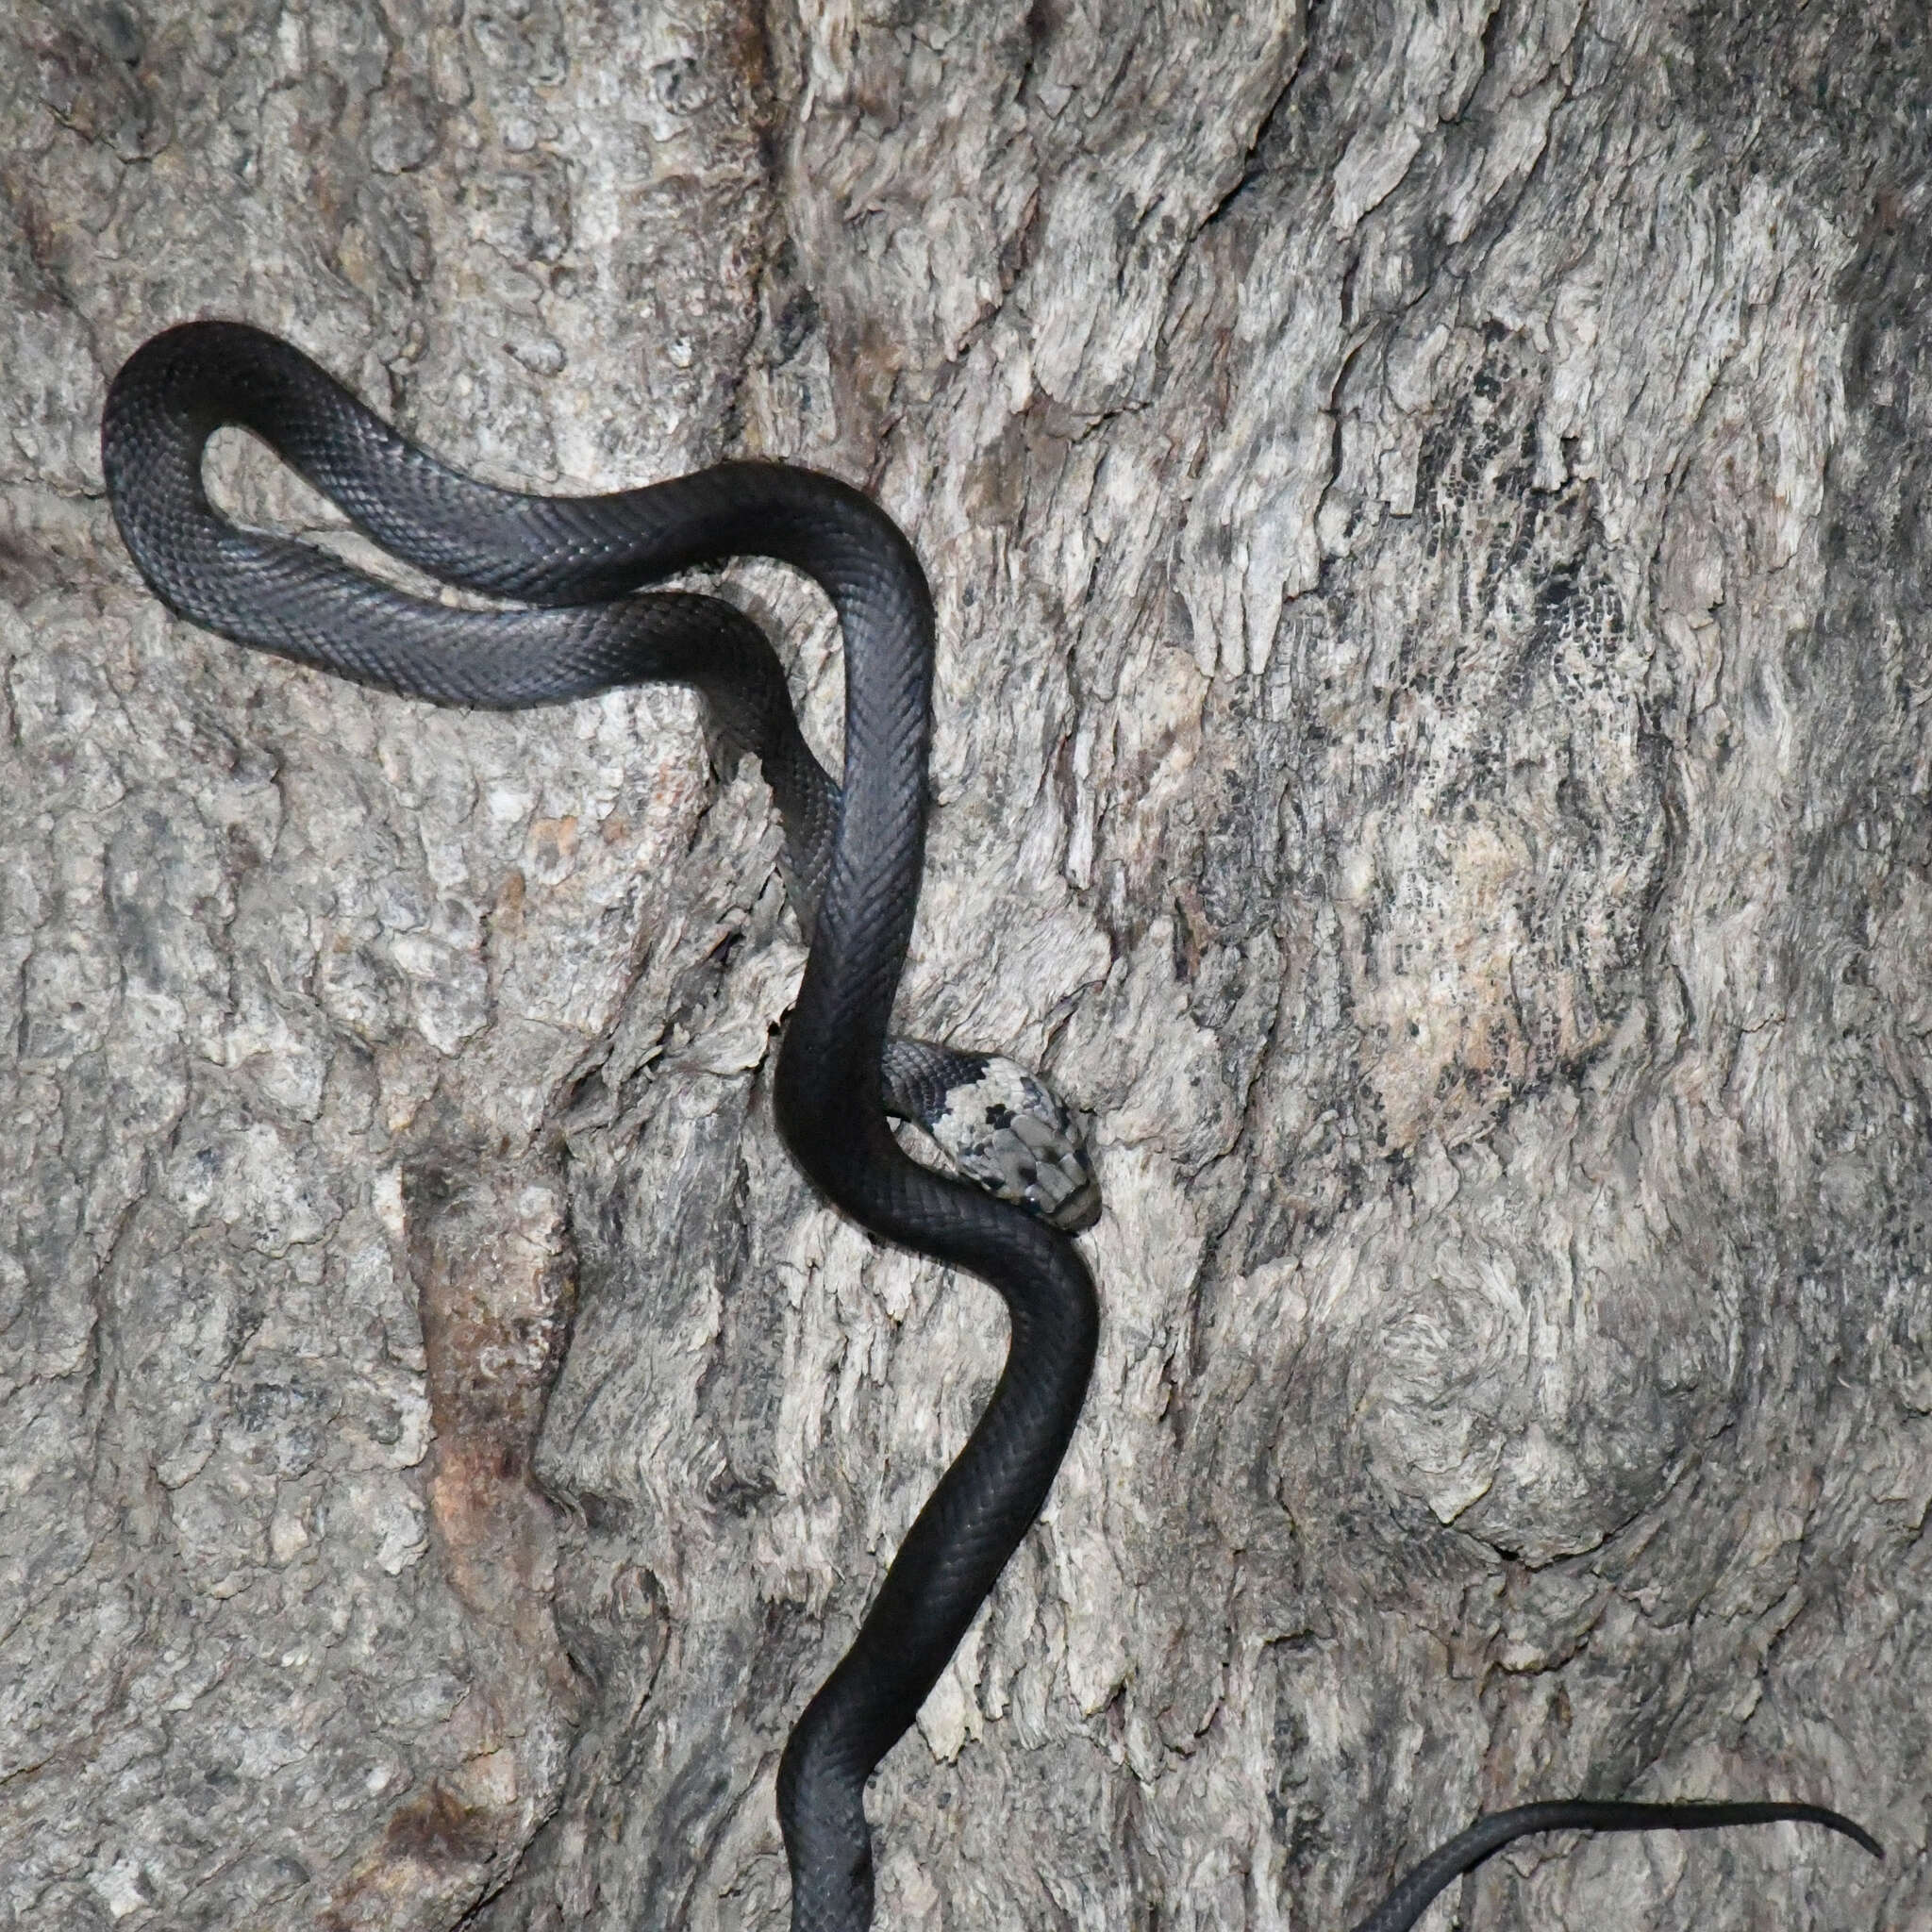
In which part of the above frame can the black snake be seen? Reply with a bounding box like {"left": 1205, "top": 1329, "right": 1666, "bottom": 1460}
{"left": 101, "top": 320, "right": 1878, "bottom": 1930}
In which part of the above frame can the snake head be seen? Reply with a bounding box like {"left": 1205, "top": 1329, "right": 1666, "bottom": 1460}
{"left": 919, "top": 1055, "right": 1102, "bottom": 1233}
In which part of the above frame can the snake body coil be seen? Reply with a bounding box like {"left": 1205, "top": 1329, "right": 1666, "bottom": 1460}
{"left": 104, "top": 320, "right": 1100, "bottom": 1930}
{"left": 102, "top": 321, "right": 1877, "bottom": 1930}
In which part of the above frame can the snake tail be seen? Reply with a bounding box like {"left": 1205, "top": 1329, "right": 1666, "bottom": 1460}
{"left": 1349, "top": 1797, "right": 1882, "bottom": 1932}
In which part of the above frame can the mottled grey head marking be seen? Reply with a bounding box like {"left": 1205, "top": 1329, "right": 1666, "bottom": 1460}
{"left": 914, "top": 1056, "right": 1101, "bottom": 1234}
{"left": 876, "top": 1039, "right": 1100, "bottom": 1231}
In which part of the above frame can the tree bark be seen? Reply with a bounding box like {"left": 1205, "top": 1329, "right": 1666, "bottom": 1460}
{"left": 3, "top": 2, "right": 1926, "bottom": 1928}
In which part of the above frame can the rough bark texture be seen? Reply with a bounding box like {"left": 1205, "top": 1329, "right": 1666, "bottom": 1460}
{"left": 3, "top": 2, "right": 1928, "bottom": 1928}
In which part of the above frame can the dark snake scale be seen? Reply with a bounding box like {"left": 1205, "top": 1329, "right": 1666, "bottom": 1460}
{"left": 102, "top": 321, "right": 1880, "bottom": 1930}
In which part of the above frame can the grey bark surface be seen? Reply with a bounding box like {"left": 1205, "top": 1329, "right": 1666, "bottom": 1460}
{"left": 2, "top": 2, "right": 1927, "bottom": 1928}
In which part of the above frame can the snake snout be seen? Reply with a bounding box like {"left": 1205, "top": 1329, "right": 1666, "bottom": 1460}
{"left": 1040, "top": 1165, "right": 1103, "bottom": 1234}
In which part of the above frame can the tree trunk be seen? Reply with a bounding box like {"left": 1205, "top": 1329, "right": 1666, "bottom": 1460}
{"left": 3, "top": 2, "right": 1925, "bottom": 1928}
